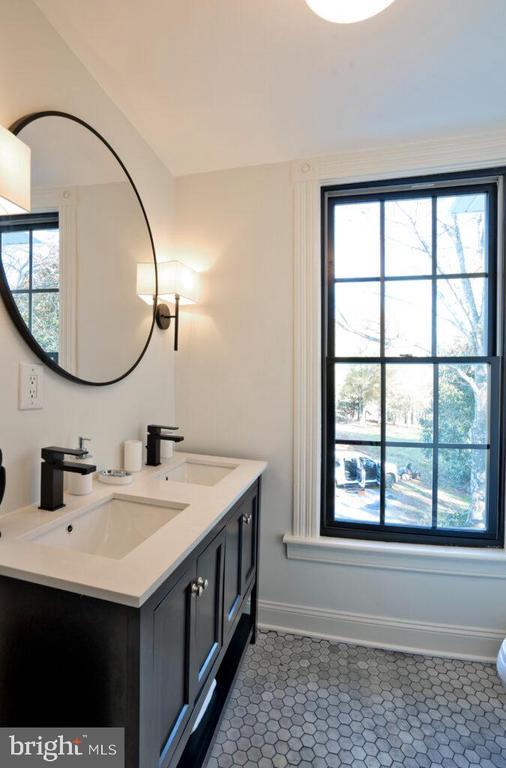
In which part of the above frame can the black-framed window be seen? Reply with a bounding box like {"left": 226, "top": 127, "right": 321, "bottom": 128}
{"left": 0, "top": 212, "right": 60, "bottom": 363}
{"left": 322, "top": 170, "right": 504, "bottom": 547}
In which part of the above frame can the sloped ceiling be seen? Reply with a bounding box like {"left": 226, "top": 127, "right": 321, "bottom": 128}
{"left": 34, "top": 0, "right": 506, "bottom": 176}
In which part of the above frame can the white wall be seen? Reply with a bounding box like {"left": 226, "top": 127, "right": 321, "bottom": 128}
{"left": 174, "top": 162, "right": 294, "bottom": 626}
{"left": 75, "top": 182, "right": 152, "bottom": 382}
{"left": 0, "top": 0, "right": 175, "bottom": 512}
{"left": 174, "top": 161, "right": 506, "bottom": 661}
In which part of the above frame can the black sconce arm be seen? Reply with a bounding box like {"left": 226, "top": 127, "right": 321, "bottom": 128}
{"left": 156, "top": 294, "right": 180, "bottom": 351}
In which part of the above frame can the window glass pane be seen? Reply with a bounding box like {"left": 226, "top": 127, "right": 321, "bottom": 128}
{"left": 385, "top": 280, "right": 432, "bottom": 356}
{"left": 13, "top": 293, "right": 29, "bottom": 326}
{"left": 386, "top": 364, "right": 433, "bottom": 442}
{"left": 32, "top": 228, "right": 59, "bottom": 289}
{"left": 385, "top": 198, "right": 432, "bottom": 276}
{"left": 437, "top": 277, "right": 487, "bottom": 356}
{"left": 32, "top": 292, "right": 59, "bottom": 355}
{"left": 334, "top": 202, "right": 380, "bottom": 279}
{"left": 385, "top": 447, "right": 432, "bottom": 527}
{"left": 2, "top": 230, "right": 30, "bottom": 290}
{"left": 439, "top": 364, "right": 489, "bottom": 445}
{"left": 437, "top": 193, "right": 487, "bottom": 275}
{"left": 336, "top": 364, "right": 380, "bottom": 441}
{"left": 437, "top": 449, "right": 488, "bottom": 530}
{"left": 334, "top": 282, "right": 380, "bottom": 357}
{"left": 335, "top": 445, "right": 380, "bottom": 524}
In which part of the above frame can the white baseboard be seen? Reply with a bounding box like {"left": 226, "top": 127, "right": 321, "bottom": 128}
{"left": 258, "top": 599, "right": 505, "bottom": 663}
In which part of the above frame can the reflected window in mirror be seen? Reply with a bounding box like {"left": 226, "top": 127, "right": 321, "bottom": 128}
{"left": 0, "top": 212, "right": 60, "bottom": 363}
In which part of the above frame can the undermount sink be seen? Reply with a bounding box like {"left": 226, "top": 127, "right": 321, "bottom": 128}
{"left": 24, "top": 498, "right": 187, "bottom": 559}
{"left": 157, "top": 460, "right": 237, "bottom": 487}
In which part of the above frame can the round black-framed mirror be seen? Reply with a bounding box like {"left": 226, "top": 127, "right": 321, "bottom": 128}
{"left": 0, "top": 111, "right": 158, "bottom": 386}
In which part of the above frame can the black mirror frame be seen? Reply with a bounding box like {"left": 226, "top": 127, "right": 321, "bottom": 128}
{"left": 0, "top": 110, "right": 158, "bottom": 387}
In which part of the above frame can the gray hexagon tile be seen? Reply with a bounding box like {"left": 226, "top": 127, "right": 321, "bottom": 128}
{"left": 206, "top": 631, "right": 506, "bottom": 767}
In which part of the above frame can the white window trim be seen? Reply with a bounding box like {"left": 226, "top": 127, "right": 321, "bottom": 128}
{"left": 285, "top": 129, "right": 506, "bottom": 576}
{"left": 32, "top": 187, "right": 77, "bottom": 374}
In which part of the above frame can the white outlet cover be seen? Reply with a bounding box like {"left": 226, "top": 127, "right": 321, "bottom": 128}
{"left": 19, "top": 363, "right": 44, "bottom": 410}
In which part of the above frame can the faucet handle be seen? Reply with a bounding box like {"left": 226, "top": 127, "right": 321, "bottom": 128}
{"left": 147, "top": 425, "right": 179, "bottom": 434}
{"left": 78, "top": 437, "right": 92, "bottom": 458}
{"left": 42, "top": 446, "right": 89, "bottom": 462}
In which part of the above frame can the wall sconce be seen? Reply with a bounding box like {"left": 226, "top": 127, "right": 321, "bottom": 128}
{"left": 0, "top": 124, "right": 31, "bottom": 214}
{"left": 136, "top": 260, "right": 200, "bottom": 351}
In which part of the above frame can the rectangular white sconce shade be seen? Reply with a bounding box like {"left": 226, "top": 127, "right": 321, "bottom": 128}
{"left": 158, "top": 261, "right": 199, "bottom": 305}
{"left": 137, "top": 261, "right": 200, "bottom": 305}
{"left": 0, "top": 125, "right": 31, "bottom": 215}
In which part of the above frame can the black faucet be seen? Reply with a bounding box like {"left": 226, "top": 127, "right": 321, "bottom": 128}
{"left": 146, "top": 425, "right": 184, "bottom": 467}
{"left": 40, "top": 447, "right": 97, "bottom": 511}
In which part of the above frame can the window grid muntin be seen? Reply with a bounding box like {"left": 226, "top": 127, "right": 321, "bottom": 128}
{"left": 431, "top": 195, "right": 439, "bottom": 528}
{"left": 324, "top": 178, "right": 500, "bottom": 545}
{"left": 379, "top": 200, "right": 386, "bottom": 524}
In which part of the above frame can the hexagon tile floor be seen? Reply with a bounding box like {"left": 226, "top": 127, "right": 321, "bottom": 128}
{"left": 206, "top": 630, "right": 506, "bottom": 768}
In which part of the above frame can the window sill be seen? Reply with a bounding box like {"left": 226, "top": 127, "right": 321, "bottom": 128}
{"left": 283, "top": 533, "right": 506, "bottom": 579}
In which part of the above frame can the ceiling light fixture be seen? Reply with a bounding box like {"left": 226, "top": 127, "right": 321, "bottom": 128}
{"left": 305, "top": 0, "right": 395, "bottom": 24}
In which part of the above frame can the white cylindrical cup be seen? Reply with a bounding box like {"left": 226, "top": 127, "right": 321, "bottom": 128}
{"left": 160, "top": 440, "right": 174, "bottom": 461}
{"left": 67, "top": 471, "right": 93, "bottom": 496}
{"left": 124, "top": 440, "right": 143, "bottom": 472}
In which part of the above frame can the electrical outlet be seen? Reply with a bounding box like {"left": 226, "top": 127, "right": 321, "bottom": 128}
{"left": 19, "top": 363, "right": 44, "bottom": 410}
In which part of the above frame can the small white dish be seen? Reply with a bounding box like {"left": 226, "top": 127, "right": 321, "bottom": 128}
{"left": 98, "top": 470, "right": 133, "bottom": 486}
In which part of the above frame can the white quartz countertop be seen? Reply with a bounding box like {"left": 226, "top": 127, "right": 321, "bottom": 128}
{"left": 0, "top": 452, "right": 267, "bottom": 607}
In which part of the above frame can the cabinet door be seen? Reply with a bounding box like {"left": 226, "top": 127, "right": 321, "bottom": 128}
{"left": 223, "top": 509, "right": 242, "bottom": 635}
{"left": 191, "top": 531, "right": 225, "bottom": 696}
{"left": 154, "top": 564, "right": 195, "bottom": 768}
{"left": 223, "top": 486, "right": 258, "bottom": 639}
{"left": 241, "top": 492, "right": 257, "bottom": 590}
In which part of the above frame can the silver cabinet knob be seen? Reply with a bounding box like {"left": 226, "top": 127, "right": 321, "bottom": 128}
{"left": 197, "top": 576, "right": 209, "bottom": 590}
{"left": 192, "top": 576, "right": 209, "bottom": 597}
{"left": 242, "top": 512, "right": 253, "bottom": 525}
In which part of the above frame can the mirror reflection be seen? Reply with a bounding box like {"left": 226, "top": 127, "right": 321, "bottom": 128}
{"left": 0, "top": 114, "right": 155, "bottom": 383}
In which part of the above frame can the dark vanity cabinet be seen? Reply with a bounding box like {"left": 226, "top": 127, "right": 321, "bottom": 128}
{"left": 0, "top": 478, "right": 261, "bottom": 768}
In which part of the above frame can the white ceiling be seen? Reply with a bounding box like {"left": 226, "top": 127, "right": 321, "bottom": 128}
{"left": 34, "top": 0, "right": 506, "bottom": 177}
